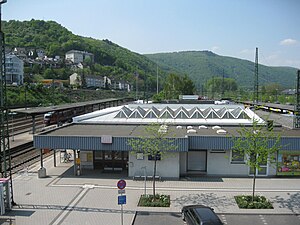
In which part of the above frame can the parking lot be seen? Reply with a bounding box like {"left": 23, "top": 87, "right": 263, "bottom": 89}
{"left": 133, "top": 212, "right": 300, "bottom": 225}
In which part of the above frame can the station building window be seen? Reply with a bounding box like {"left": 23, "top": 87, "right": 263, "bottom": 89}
{"left": 231, "top": 150, "right": 245, "bottom": 164}
{"left": 277, "top": 151, "right": 300, "bottom": 176}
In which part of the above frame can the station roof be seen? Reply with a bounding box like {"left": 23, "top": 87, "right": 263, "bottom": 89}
{"left": 12, "top": 98, "right": 123, "bottom": 115}
{"left": 72, "top": 103, "right": 265, "bottom": 126}
{"left": 34, "top": 103, "right": 300, "bottom": 151}
{"left": 36, "top": 102, "right": 300, "bottom": 138}
{"left": 37, "top": 123, "right": 299, "bottom": 138}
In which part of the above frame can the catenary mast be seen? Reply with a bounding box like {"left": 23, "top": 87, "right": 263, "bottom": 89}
{"left": 0, "top": 0, "right": 15, "bottom": 205}
{"left": 254, "top": 47, "right": 259, "bottom": 103}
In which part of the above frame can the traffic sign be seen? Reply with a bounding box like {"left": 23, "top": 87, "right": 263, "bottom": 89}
{"left": 118, "top": 189, "right": 125, "bottom": 194}
{"left": 118, "top": 195, "right": 126, "bottom": 205}
{"left": 117, "top": 179, "right": 126, "bottom": 190}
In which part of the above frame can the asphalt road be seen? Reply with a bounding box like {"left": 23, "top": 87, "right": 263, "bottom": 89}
{"left": 133, "top": 212, "right": 300, "bottom": 225}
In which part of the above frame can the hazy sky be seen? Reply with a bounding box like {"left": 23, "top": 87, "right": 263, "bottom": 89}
{"left": 2, "top": 0, "right": 300, "bottom": 68}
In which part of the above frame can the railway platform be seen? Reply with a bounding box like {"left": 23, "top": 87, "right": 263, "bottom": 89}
{"left": 9, "top": 133, "right": 33, "bottom": 149}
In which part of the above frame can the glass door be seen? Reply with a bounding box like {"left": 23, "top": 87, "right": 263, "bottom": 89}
{"left": 249, "top": 154, "right": 268, "bottom": 176}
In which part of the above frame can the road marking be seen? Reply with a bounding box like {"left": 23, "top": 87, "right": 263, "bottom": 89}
{"left": 220, "top": 214, "right": 227, "bottom": 224}
{"left": 51, "top": 187, "right": 89, "bottom": 225}
{"left": 259, "top": 214, "right": 268, "bottom": 225}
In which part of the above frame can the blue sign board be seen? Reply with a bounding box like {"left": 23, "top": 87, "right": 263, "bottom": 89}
{"left": 118, "top": 195, "right": 126, "bottom": 205}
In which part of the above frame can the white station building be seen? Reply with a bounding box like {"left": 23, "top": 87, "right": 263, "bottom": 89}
{"left": 34, "top": 103, "right": 300, "bottom": 178}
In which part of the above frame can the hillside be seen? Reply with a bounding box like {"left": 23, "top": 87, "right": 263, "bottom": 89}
{"left": 2, "top": 19, "right": 167, "bottom": 91}
{"left": 145, "top": 51, "right": 298, "bottom": 89}
{"left": 3, "top": 20, "right": 297, "bottom": 92}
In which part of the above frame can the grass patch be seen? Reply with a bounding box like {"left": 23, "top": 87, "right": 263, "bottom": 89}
{"left": 138, "top": 194, "right": 170, "bottom": 207}
{"left": 235, "top": 195, "right": 273, "bottom": 209}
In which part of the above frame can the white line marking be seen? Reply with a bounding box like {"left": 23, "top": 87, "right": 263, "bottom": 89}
{"left": 52, "top": 187, "right": 88, "bottom": 225}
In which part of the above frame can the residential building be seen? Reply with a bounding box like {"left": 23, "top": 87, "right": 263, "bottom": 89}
{"left": 36, "top": 49, "right": 46, "bottom": 59}
{"left": 112, "top": 80, "right": 131, "bottom": 92}
{"left": 85, "top": 75, "right": 104, "bottom": 88}
{"left": 282, "top": 89, "right": 296, "bottom": 95}
{"left": 5, "top": 53, "right": 24, "bottom": 85}
{"left": 69, "top": 73, "right": 82, "bottom": 87}
{"left": 12, "top": 47, "right": 27, "bottom": 60}
{"left": 65, "top": 50, "right": 94, "bottom": 64}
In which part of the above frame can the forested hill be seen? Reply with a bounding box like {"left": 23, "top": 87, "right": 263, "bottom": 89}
{"left": 2, "top": 19, "right": 166, "bottom": 90}
{"left": 145, "top": 51, "right": 298, "bottom": 89}
{"left": 3, "top": 20, "right": 297, "bottom": 91}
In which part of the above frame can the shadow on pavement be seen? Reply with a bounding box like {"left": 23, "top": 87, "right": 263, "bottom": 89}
{"left": 272, "top": 192, "right": 300, "bottom": 213}
{"left": 4, "top": 209, "right": 35, "bottom": 217}
{"left": 55, "top": 166, "right": 129, "bottom": 179}
{"left": 172, "top": 192, "right": 235, "bottom": 210}
{"left": 182, "top": 177, "right": 224, "bottom": 182}
{"left": 14, "top": 204, "right": 135, "bottom": 214}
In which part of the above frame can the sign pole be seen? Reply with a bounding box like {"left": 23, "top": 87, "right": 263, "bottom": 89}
{"left": 117, "top": 179, "right": 126, "bottom": 225}
{"left": 121, "top": 192, "right": 123, "bottom": 225}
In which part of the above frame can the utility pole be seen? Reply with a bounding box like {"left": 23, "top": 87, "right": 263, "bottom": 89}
{"left": 156, "top": 65, "right": 159, "bottom": 95}
{"left": 135, "top": 71, "right": 138, "bottom": 101}
{"left": 254, "top": 47, "right": 259, "bottom": 103}
{"left": 294, "top": 70, "right": 300, "bottom": 128}
{"left": 221, "top": 69, "right": 225, "bottom": 97}
{"left": 212, "top": 76, "right": 215, "bottom": 100}
{"left": 0, "top": 0, "right": 15, "bottom": 206}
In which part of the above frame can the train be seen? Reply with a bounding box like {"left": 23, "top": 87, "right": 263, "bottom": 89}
{"left": 44, "top": 107, "right": 88, "bottom": 126}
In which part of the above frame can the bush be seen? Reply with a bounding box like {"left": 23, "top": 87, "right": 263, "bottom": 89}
{"left": 138, "top": 194, "right": 170, "bottom": 207}
{"left": 235, "top": 195, "right": 273, "bottom": 209}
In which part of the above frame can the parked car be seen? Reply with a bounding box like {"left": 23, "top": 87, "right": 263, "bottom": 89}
{"left": 181, "top": 205, "right": 223, "bottom": 225}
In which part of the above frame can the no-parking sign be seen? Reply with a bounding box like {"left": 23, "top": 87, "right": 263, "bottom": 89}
{"left": 117, "top": 179, "right": 126, "bottom": 190}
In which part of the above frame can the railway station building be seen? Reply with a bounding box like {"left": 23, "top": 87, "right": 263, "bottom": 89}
{"left": 34, "top": 103, "right": 300, "bottom": 178}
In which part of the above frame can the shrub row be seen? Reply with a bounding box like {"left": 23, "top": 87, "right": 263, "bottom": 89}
{"left": 138, "top": 194, "right": 170, "bottom": 207}
{"left": 235, "top": 195, "right": 273, "bottom": 209}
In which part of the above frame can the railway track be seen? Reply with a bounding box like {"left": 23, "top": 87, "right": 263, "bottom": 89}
{"left": 7, "top": 142, "right": 53, "bottom": 175}
{"left": 7, "top": 114, "right": 44, "bottom": 136}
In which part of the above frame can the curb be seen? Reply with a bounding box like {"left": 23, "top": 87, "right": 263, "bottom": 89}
{"left": 130, "top": 211, "right": 137, "bottom": 225}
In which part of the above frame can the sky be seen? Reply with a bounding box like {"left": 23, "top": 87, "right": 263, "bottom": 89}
{"left": 2, "top": 0, "right": 300, "bottom": 68}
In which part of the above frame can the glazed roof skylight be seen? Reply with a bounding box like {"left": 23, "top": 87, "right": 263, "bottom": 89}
{"left": 115, "top": 105, "right": 250, "bottom": 120}
{"left": 73, "top": 103, "right": 265, "bottom": 126}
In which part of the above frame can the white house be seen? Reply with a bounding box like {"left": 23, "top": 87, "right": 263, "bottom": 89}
{"left": 69, "top": 73, "right": 82, "bottom": 87}
{"left": 5, "top": 53, "right": 24, "bottom": 85}
{"left": 65, "top": 50, "right": 94, "bottom": 64}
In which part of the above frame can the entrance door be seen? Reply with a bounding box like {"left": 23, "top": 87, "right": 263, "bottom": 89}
{"left": 188, "top": 151, "right": 207, "bottom": 171}
{"left": 248, "top": 154, "right": 268, "bottom": 176}
{"left": 94, "top": 151, "right": 128, "bottom": 170}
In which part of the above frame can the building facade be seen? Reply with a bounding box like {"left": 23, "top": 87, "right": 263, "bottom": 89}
{"left": 34, "top": 103, "right": 300, "bottom": 178}
{"left": 65, "top": 50, "right": 94, "bottom": 64}
{"left": 5, "top": 53, "right": 24, "bottom": 85}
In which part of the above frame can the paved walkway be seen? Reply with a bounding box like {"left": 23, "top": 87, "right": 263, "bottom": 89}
{"left": 0, "top": 152, "right": 299, "bottom": 225}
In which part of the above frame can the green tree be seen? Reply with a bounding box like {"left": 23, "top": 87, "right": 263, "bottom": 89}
{"left": 232, "top": 119, "right": 281, "bottom": 201}
{"left": 127, "top": 123, "right": 177, "bottom": 200}
{"left": 161, "top": 73, "right": 196, "bottom": 100}
{"left": 205, "top": 77, "right": 238, "bottom": 97}
{"left": 181, "top": 74, "right": 196, "bottom": 95}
